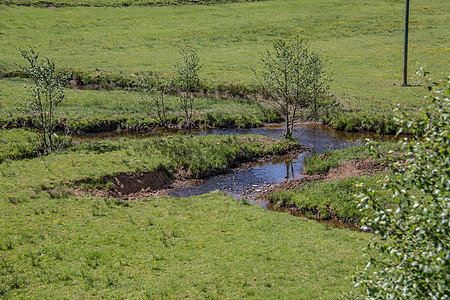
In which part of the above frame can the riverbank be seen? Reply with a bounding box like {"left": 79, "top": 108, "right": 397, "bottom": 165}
{"left": 258, "top": 142, "right": 404, "bottom": 225}
{"left": 0, "top": 134, "right": 300, "bottom": 201}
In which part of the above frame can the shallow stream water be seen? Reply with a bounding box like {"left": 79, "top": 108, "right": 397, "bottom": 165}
{"left": 75, "top": 124, "right": 389, "bottom": 209}
{"left": 162, "top": 124, "right": 385, "bottom": 204}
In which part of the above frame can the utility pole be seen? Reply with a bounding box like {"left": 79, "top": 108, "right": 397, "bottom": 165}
{"left": 403, "top": 0, "right": 410, "bottom": 86}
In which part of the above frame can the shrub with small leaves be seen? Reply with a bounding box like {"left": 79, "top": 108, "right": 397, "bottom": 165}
{"left": 355, "top": 74, "right": 449, "bottom": 299}
{"left": 173, "top": 46, "right": 201, "bottom": 128}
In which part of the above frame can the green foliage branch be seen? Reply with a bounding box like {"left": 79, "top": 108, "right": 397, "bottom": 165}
{"left": 355, "top": 74, "right": 450, "bottom": 299}
{"left": 19, "top": 48, "right": 70, "bottom": 154}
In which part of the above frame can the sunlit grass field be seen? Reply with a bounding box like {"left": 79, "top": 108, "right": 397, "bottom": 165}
{"left": 0, "top": 134, "right": 372, "bottom": 298}
{"left": 1, "top": 0, "right": 449, "bottom": 114}
{"left": 0, "top": 0, "right": 446, "bottom": 297}
{"left": 0, "top": 192, "right": 372, "bottom": 298}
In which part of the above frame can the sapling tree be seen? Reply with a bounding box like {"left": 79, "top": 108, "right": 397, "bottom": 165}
{"left": 355, "top": 74, "right": 449, "bottom": 299}
{"left": 19, "top": 48, "right": 70, "bottom": 154}
{"left": 257, "top": 38, "right": 329, "bottom": 138}
{"left": 173, "top": 46, "right": 201, "bottom": 128}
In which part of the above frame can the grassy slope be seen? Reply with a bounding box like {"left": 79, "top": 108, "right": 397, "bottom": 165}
{"left": 269, "top": 175, "right": 388, "bottom": 223}
{"left": 0, "top": 0, "right": 448, "bottom": 114}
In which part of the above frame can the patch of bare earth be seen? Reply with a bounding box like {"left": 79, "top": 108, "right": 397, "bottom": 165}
{"left": 70, "top": 168, "right": 175, "bottom": 200}
{"left": 65, "top": 142, "right": 304, "bottom": 200}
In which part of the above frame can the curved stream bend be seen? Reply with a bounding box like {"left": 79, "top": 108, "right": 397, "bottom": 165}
{"left": 163, "top": 123, "right": 378, "bottom": 203}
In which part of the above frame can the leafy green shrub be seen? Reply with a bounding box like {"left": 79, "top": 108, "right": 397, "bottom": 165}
{"left": 356, "top": 75, "right": 449, "bottom": 299}
{"left": 173, "top": 46, "right": 202, "bottom": 128}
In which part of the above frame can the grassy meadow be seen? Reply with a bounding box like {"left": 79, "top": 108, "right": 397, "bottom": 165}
{"left": 0, "top": 78, "right": 281, "bottom": 132}
{"left": 0, "top": 134, "right": 372, "bottom": 298}
{"left": 0, "top": 192, "right": 371, "bottom": 299}
{"left": 0, "top": 0, "right": 448, "bottom": 298}
{"left": 0, "top": 0, "right": 449, "bottom": 131}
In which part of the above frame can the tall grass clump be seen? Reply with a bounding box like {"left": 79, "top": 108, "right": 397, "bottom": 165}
{"left": 152, "top": 134, "right": 297, "bottom": 177}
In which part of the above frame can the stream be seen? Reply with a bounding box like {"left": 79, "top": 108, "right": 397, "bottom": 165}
{"left": 76, "top": 124, "right": 388, "bottom": 210}
{"left": 161, "top": 124, "right": 383, "bottom": 208}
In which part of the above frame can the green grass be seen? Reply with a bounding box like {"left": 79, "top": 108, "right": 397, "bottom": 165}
{"left": 0, "top": 133, "right": 372, "bottom": 298}
{"left": 0, "top": 192, "right": 372, "bottom": 298}
{"left": 268, "top": 175, "right": 389, "bottom": 223}
{"left": 268, "top": 141, "right": 408, "bottom": 223}
{"left": 303, "top": 141, "right": 402, "bottom": 175}
{"left": 1, "top": 0, "right": 448, "bottom": 116}
{"left": 0, "top": 78, "right": 281, "bottom": 132}
{"left": 0, "top": 134, "right": 297, "bottom": 199}
{"left": 0, "top": 128, "right": 42, "bottom": 161}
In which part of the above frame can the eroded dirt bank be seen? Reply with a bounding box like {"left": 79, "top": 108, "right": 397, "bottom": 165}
{"left": 71, "top": 146, "right": 305, "bottom": 200}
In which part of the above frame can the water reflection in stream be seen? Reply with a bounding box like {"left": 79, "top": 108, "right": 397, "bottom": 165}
{"left": 74, "top": 124, "right": 392, "bottom": 214}
{"left": 163, "top": 123, "right": 383, "bottom": 203}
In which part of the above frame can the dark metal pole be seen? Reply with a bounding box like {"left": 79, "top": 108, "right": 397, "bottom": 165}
{"left": 403, "top": 0, "right": 410, "bottom": 86}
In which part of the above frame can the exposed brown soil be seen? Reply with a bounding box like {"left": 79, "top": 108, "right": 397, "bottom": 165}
{"left": 111, "top": 169, "right": 173, "bottom": 197}
{"left": 70, "top": 167, "right": 174, "bottom": 200}
{"left": 325, "top": 158, "right": 384, "bottom": 181}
